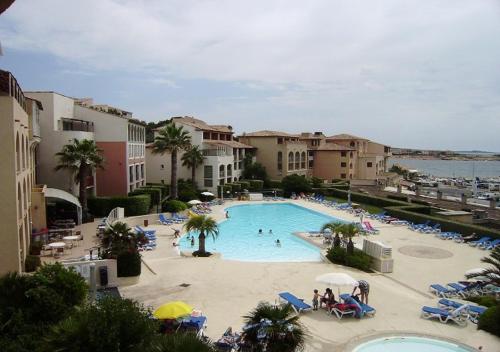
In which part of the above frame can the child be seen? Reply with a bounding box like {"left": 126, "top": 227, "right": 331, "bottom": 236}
{"left": 190, "top": 237, "right": 195, "bottom": 247}
{"left": 312, "top": 289, "right": 319, "bottom": 311}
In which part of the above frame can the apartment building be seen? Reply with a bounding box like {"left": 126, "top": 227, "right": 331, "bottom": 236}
{"left": 146, "top": 117, "right": 254, "bottom": 193}
{"left": 0, "top": 70, "right": 42, "bottom": 273}
{"left": 238, "top": 131, "right": 308, "bottom": 180}
{"left": 326, "top": 134, "right": 391, "bottom": 181}
{"left": 25, "top": 92, "right": 146, "bottom": 197}
{"left": 74, "top": 99, "right": 146, "bottom": 194}
{"left": 299, "top": 132, "right": 358, "bottom": 180}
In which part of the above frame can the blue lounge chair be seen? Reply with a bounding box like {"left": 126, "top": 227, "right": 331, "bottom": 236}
{"left": 438, "top": 298, "right": 487, "bottom": 319}
{"left": 421, "top": 305, "right": 468, "bottom": 326}
{"left": 339, "top": 294, "right": 376, "bottom": 316}
{"left": 158, "top": 214, "right": 173, "bottom": 225}
{"left": 447, "top": 283, "right": 470, "bottom": 298}
{"left": 135, "top": 226, "right": 156, "bottom": 236}
{"left": 278, "top": 292, "right": 312, "bottom": 314}
{"left": 429, "top": 284, "right": 455, "bottom": 298}
{"left": 482, "top": 239, "right": 500, "bottom": 250}
{"left": 469, "top": 237, "right": 490, "bottom": 247}
{"left": 178, "top": 315, "right": 207, "bottom": 337}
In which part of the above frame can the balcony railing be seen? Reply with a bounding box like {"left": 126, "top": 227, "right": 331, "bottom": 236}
{"left": 61, "top": 118, "right": 94, "bottom": 132}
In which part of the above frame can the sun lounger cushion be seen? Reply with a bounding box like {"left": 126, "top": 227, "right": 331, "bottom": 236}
{"left": 278, "top": 292, "right": 312, "bottom": 313}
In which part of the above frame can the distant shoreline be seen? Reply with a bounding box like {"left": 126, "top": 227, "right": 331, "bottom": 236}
{"left": 392, "top": 155, "right": 500, "bottom": 162}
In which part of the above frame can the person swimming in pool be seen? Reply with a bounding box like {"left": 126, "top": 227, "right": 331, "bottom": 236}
{"left": 258, "top": 229, "right": 263, "bottom": 234}
{"left": 269, "top": 229, "right": 273, "bottom": 234}
{"left": 275, "top": 239, "right": 281, "bottom": 247}
{"left": 190, "top": 237, "right": 195, "bottom": 247}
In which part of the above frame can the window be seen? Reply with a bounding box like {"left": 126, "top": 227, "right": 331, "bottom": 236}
{"left": 349, "top": 174, "right": 353, "bottom": 179}
{"left": 277, "top": 151, "right": 283, "bottom": 171}
{"left": 301, "top": 152, "right": 306, "bottom": 169}
{"left": 350, "top": 152, "right": 353, "bottom": 158}
{"left": 341, "top": 173, "right": 346, "bottom": 179}
{"left": 295, "top": 152, "right": 300, "bottom": 169}
{"left": 211, "top": 133, "right": 219, "bottom": 140}
{"left": 203, "top": 131, "right": 210, "bottom": 140}
{"left": 219, "top": 165, "right": 225, "bottom": 178}
{"left": 129, "top": 166, "right": 133, "bottom": 182}
{"left": 341, "top": 162, "right": 347, "bottom": 168}
{"left": 141, "top": 164, "right": 144, "bottom": 178}
{"left": 367, "top": 162, "right": 373, "bottom": 168}
{"left": 277, "top": 138, "right": 283, "bottom": 144}
{"left": 349, "top": 163, "right": 353, "bottom": 169}
{"left": 341, "top": 151, "right": 346, "bottom": 157}
{"left": 161, "top": 164, "right": 164, "bottom": 170}
{"left": 204, "top": 165, "right": 213, "bottom": 178}
{"left": 350, "top": 141, "right": 355, "bottom": 147}
{"left": 135, "top": 165, "right": 139, "bottom": 180}
{"left": 204, "top": 179, "right": 213, "bottom": 187}
{"left": 288, "top": 152, "right": 294, "bottom": 170}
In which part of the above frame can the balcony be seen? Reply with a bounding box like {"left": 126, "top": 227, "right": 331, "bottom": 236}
{"left": 61, "top": 118, "right": 94, "bottom": 132}
{"left": 0, "top": 70, "right": 27, "bottom": 112}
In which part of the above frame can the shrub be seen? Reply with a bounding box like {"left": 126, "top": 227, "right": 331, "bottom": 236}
{"left": 478, "top": 305, "right": 500, "bottom": 337}
{"left": 24, "top": 255, "right": 41, "bottom": 272}
{"left": 117, "top": 251, "right": 142, "bottom": 277}
{"left": 88, "top": 195, "right": 151, "bottom": 217}
{"left": 217, "top": 184, "right": 233, "bottom": 197}
{"left": 311, "top": 177, "right": 323, "bottom": 188}
{"left": 281, "top": 174, "right": 312, "bottom": 197}
{"left": 162, "top": 200, "right": 188, "bottom": 213}
{"left": 129, "top": 187, "right": 162, "bottom": 208}
{"left": 326, "top": 247, "right": 372, "bottom": 272}
{"left": 242, "top": 162, "right": 269, "bottom": 182}
{"left": 238, "top": 181, "right": 250, "bottom": 190}
{"left": 146, "top": 182, "right": 170, "bottom": 198}
{"left": 43, "top": 296, "right": 158, "bottom": 352}
{"left": 466, "top": 296, "right": 498, "bottom": 308}
{"left": 230, "top": 183, "right": 242, "bottom": 192}
{"left": 267, "top": 180, "right": 282, "bottom": 189}
{"left": 244, "top": 179, "right": 264, "bottom": 191}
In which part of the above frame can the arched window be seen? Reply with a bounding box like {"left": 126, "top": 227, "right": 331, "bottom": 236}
{"left": 227, "top": 164, "right": 232, "bottom": 176}
{"left": 301, "top": 152, "right": 306, "bottom": 169}
{"left": 23, "top": 179, "right": 27, "bottom": 210}
{"left": 350, "top": 141, "right": 355, "bottom": 147}
{"left": 277, "top": 151, "right": 283, "bottom": 171}
{"left": 295, "top": 152, "right": 300, "bottom": 170}
{"left": 288, "top": 152, "right": 294, "bottom": 170}
{"left": 16, "top": 133, "right": 20, "bottom": 172}
{"left": 17, "top": 183, "right": 22, "bottom": 218}
{"left": 219, "top": 164, "right": 225, "bottom": 178}
{"left": 22, "top": 135, "right": 26, "bottom": 170}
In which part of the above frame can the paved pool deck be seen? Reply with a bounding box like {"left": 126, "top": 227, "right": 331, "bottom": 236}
{"left": 63, "top": 200, "right": 499, "bottom": 351}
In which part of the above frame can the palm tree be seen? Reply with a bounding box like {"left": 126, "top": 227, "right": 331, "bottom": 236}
{"left": 152, "top": 333, "right": 217, "bottom": 352}
{"left": 101, "top": 221, "right": 147, "bottom": 257}
{"left": 340, "top": 223, "right": 359, "bottom": 255}
{"left": 320, "top": 221, "right": 344, "bottom": 248}
{"left": 242, "top": 302, "right": 307, "bottom": 352}
{"left": 55, "top": 138, "right": 104, "bottom": 217}
{"left": 466, "top": 247, "right": 500, "bottom": 287}
{"left": 152, "top": 123, "right": 191, "bottom": 199}
{"left": 181, "top": 146, "right": 205, "bottom": 187}
{"left": 184, "top": 215, "right": 218, "bottom": 256}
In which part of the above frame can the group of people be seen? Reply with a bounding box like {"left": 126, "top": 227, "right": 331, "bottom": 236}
{"left": 312, "top": 280, "right": 370, "bottom": 315}
{"left": 257, "top": 229, "right": 282, "bottom": 247}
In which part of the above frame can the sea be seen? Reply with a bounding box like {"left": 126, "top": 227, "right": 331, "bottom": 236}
{"left": 389, "top": 158, "right": 500, "bottom": 178}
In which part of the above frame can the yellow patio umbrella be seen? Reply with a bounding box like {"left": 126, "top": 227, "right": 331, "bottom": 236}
{"left": 153, "top": 301, "right": 193, "bottom": 320}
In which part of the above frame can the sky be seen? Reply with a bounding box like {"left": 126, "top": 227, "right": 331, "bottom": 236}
{"left": 1, "top": 0, "right": 500, "bottom": 151}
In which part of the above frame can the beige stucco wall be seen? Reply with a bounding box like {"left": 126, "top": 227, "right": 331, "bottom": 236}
{"left": 31, "top": 186, "right": 47, "bottom": 231}
{"left": 313, "top": 150, "right": 357, "bottom": 181}
{"left": 239, "top": 136, "right": 308, "bottom": 180}
{"left": 0, "top": 96, "right": 32, "bottom": 274}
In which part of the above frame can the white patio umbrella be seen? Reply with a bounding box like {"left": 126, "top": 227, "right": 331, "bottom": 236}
{"left": 188, "top": 199, "right": 202, "bottom": 205}
{"left": 201, "top": 191, "right": 214, "bottom": 196}
{"left": 315, "top": 273, "right": 358, "bottom": 296}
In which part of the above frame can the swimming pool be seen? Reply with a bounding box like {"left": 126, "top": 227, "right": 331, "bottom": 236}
{"left": 353, "top": 336, "right": 475, "bottom": 352}
{"left": 179, "top": 203, "right": 343, "bottom": 262}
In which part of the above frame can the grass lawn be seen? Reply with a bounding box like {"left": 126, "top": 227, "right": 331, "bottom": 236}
{"left": 324, "top": 196, "right": 384, "bottom": 215}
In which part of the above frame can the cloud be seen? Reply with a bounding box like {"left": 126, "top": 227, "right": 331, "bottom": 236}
{"left": 1, "top": 0, "right": 500, "bottom": 150}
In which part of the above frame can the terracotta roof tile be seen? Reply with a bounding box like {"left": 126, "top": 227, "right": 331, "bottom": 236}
{"left": 327, "top": 133, "right": 368, "bottom": 140}
{"left": 240, "top": 130, "right": 299, "bottom": 137}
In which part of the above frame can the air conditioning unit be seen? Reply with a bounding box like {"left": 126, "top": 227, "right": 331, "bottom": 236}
{"left": 362, "top": 239, "right": 392, "bottom": 258}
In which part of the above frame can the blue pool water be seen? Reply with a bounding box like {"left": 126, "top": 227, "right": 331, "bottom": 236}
{"left": 179, "top": 203, "right": 344, "bottom": 262}
{"left": 354, "top": 337, "right": 474, "bottom": 352}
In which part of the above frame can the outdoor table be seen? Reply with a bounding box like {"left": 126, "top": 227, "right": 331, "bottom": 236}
{"left": 48, "top": 242, "right": 66, "bottom": 256}
{"left": 63, "top": 235, "right": 80, "bottom": 247}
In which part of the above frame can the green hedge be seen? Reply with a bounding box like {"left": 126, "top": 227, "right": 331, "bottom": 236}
{"left": 242, "top": 179, "right": 264, "bottom": 191}
{"left": 238, "top": 181, "right": 250, "bottom": 190}
{"left": 146, "top": 183, "right": 170, "bottom": 198}
{"left": 330, "top": 188, "right": 409, "bottom": 208}
{"left": 129, "top": 187, "right": 162, "bottom": 208}
{"left": 326, "top": 247, "right": 372, "bottom": 272}
{"left": 230, "top": 183, "right": 242, "bottom": 192}
{"left": 387, "top": 194, "right": 409, "bottom": 202}
{"left": 267, "top": 180, "right": 282, "bottom": 188}
{"left": 162, "top": 200, "right": 188, "bottom": 213}
{"left": 117, "top": 252, "right": 141, "bottom": 277}
{"left": 217, "top": 184, "right": 233, "bottom": 197}
{"left": 385, "top": 205, "right": 500, "bottom": 238}
{"left": 88, "top": 195, "right": 151, "bottom": 217}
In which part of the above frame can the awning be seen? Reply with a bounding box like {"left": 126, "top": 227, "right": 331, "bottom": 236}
{"left": 45, "top": 188, "right": 82, "bottom": 208}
